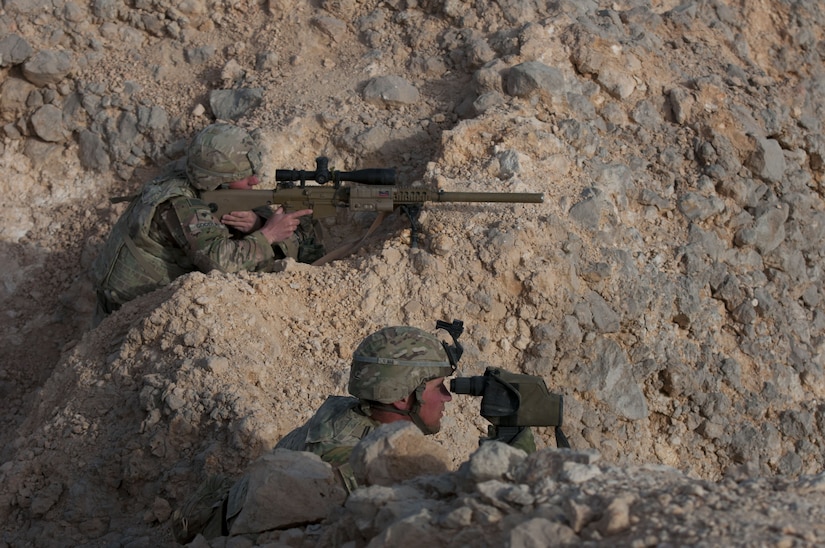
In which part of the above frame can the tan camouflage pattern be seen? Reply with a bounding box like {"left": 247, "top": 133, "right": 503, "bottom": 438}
{"left": 348, "top": 326, "right": 454, "bottom": 403}
{"left": 186, "top": 123, "right": 262, "bottom": 191}
{"left": 92, "top": 173, "right": 279, "bottom": 315}
{"left": 92, "top": 174, "right": 197, "bottom": 312}
{"left": 92, "top": 124, "right": 324, "bottom": 318}
{"left": 275, "top": 396, "right": 378, "bottom": 467}
{"left": 273, "top": 393, "right": 536, "bottom": 495}
{"left": 164, "top": 194, "right": 276, "bottom": 273}
{"left": 275, "top": 396, "right": 379, "bottom": 494}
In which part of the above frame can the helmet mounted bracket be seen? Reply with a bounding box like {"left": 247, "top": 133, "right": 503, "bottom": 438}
{"left": 436, "top": 319, "right": 464, "bottom": 370}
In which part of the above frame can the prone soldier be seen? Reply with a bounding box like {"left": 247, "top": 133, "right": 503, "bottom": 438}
{"left": 91, "top": 123, "right": 324, "bottom": 324}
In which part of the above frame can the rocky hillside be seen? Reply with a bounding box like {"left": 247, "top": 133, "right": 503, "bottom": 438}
{"left": 1, "top": 0, "right": 824, "bottom": 546}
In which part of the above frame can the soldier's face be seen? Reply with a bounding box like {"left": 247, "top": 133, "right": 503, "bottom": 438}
{"left": 228, "top": 175, "right": 260, "bottom": 189}
{"left": 416, "top": 377, "right": 452, "bottom": 432}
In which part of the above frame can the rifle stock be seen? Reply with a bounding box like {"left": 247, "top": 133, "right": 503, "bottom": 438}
{"left": 201, "top": 185, "right": 544, "bottom": 219}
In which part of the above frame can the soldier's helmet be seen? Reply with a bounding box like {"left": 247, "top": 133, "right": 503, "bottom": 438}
{"left": 186, "top": 123, "right": 263, "bottom": 191}
{"left": 348, "top": 326, "right": 454, "bottom": 404}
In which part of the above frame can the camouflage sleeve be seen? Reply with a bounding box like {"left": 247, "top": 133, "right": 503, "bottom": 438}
{"left": 277, "top": 426, "right": 356, "bottom": 468}
{"left": 163, "top": 196, "right": 276, "bottom": 273}
{"left": 318, "top": 445, "right": 355, "bottom": 467}
{"left": 278, "top": 434, "right": 359, "bottom": 493}
{"left": 485, "top": 426, "right": 537, "bottom": 454}
{"left": 509, "top": 427, "right": 537, "bottom": 454}
{"left": 315, "top": 445, "right": 358, "bottom": 494}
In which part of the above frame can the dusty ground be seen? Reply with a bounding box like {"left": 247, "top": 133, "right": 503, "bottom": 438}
{"left": 1, "top": 0, "right": 825, "bottom": 546}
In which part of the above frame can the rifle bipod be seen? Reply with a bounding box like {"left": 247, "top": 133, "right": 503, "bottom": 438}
{"left": 400, "top": 204, "right": 422, "bottom": 248}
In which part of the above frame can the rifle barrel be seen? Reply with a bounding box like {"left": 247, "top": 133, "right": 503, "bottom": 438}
{"left": 389, "top": 189, "right": 544, "bottom": 204}
{"left": 435, "top": 191, "right": 544, "bottom": 203}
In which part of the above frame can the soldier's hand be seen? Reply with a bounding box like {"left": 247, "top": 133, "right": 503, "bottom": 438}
{"left": 221, "top": 210, "right": 262, "bottom": 233}
{"left": 259, "top": 207, "right": 313, "bottom": 244}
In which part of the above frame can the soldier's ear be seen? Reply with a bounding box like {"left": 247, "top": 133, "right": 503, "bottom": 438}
{"left": 391, "top": 395, "right": 412, "bottom": 411}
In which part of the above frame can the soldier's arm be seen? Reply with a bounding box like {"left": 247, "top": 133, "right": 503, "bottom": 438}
{"left": 221, "top": 210, "right": 263, "bottom": 234}
{"left": 161, "top": 196, "right": 277, "bottom": 273}
{"left": 508, "top": 427, "right": 537, "bottom": 454}
{"left": 258, "top": 208, "right": 314, "bottom": 245}
{"left": 318, "top": 445, "right": 359, "bottom": 495}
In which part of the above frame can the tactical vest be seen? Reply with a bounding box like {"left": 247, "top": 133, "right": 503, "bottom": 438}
{"left": 275, "top": 396, "right": 375, "bottom": 493}
{"left": 92, "top": 173, "right": 196, "bottom": 310}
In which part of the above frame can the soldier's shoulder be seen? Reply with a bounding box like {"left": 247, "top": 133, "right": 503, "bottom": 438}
{"left": 274, "top": 396, "right": 358, "bottom": 451}
{"left": 319, "top": 395, "right": 360, "bottom": 411}
{"left": 309, "top": 397, "right": 366, "bottom": 435}
{"left": 309, "top": 396, "right": 359, "bottom": 424}
{"left": 139, "top": 172, "right": 196, "bottom": 204}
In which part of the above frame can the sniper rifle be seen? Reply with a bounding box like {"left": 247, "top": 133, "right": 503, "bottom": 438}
{"left": 200, "top": 157, "right": 544, "bottom": 247}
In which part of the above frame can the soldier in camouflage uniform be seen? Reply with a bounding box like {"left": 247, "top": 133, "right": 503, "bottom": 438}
{"left": 91, "top": 123, "right": 324, "bottom": 324}
{"left": 174, "top": 325, "right": 535, "bottom": 541}
{"left": 275, "top": 325, "right": 457, "bottom": 491}
{"left": 276, "top": 326, "right": 536, "bottom": 489}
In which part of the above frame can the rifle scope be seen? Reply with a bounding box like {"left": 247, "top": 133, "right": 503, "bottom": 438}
{"left": 275, "top": 156, "right": 396, "bottom": 186}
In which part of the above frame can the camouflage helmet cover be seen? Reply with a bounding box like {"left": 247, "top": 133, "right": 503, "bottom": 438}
{"left": 186, "top": 123, "right": 263, "bottom": 191}
{"left": 348, "top": 326, "right": 454, "bottom": 404}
